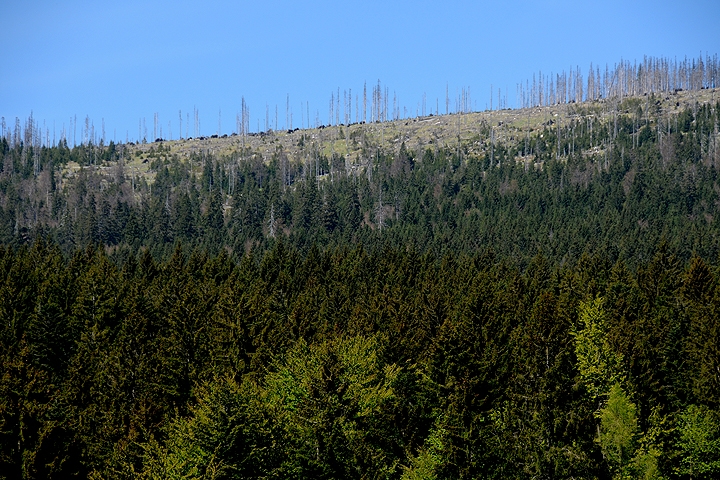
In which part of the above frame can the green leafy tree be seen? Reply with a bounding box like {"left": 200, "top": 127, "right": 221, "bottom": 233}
{"left": 140, "top": 375, "right": 281, "bottom": 480}
{"left": 675, "top": 405, "right": 720, "bottom": 479}
{"left": 264, "top": 335, "right": 401, "bottom": 478}
{"left": 573, "top": 297, "right": 625, "bottom": 408}
{"left": 598, "top": 383, "right": 639, "bottom": 478}
{"left": 142, "top": 335, "right": 400, "bottom": 478}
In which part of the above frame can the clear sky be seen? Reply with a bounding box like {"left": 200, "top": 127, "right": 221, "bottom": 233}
{"left": 2, "top": 0, "right": 718, "bottom": 144}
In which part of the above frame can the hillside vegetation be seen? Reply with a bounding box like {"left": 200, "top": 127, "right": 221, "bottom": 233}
{"left": 4, "top": 86, "right": 718, "bottom": 265}
{"left": 2, "top": 55, "right": 720, "bottom": 478}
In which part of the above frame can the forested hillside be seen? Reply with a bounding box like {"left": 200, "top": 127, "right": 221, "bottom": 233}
{"left": 2, "top": 55, "right": 720, "bottom": 478}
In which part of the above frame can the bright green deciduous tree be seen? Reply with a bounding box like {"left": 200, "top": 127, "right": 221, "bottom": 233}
{"left": 598, "top": 383, "right": 639, "bottom": 478}
{"left": 401, "top": 420, "right": 448, "bottom": 480}
{"left": 264, "top": 334, "right": 401, "bottom": 478}
{"left": 573, "top": 298, "right": 625, "bottom": 407}
{"left": 675, "top": 404, "right": 720, "bottom": 479}
{"left": 141, "top": 335, "right": 401, "bottom": 479}
{"left": 576, "top": 298, "right": 669, "bottom": 479}
{"left": 140, "top": 375, "right": 279, "bottom": 480}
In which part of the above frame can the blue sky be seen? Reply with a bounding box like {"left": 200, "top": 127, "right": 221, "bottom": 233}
{"left": 2, "top": 0, "right": 718, "bottom": 144}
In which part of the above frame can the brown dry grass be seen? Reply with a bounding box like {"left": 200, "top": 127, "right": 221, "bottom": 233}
{"left": 64, "top": 88, "right": 718, "bottom": 186}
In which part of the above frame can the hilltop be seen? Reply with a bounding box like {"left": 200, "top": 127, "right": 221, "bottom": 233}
{"left": 0, "top": 80, "right": 712, "bottom": 264}
{"left": 59, "top": 87, "right": 718, "bottom": 192}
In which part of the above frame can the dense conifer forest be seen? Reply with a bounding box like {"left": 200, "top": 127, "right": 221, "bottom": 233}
{"left": 2, "top": 55, "right": 720, "bottom": 478}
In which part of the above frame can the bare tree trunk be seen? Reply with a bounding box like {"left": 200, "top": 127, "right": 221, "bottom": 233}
{"left": 446, "top": 83, "right": 449, "bottom": 115}
{"left": 363, "top": 81, "right": 367, "bottom": 123}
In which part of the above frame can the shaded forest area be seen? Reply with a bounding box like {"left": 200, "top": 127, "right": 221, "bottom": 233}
{"left": 2, "top": 54, "right": 720, "bottom": 478}
{"left": 2, "top": 241, "right": 720, "bottom": 478}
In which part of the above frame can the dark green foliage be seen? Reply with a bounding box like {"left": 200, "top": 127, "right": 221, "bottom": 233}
{"left": 1, "top": 91, "right": 720, "bottom": 477}
{"left": 2, "top": 98, "right": 719, "bottom": 267}
{"left": 0, "top": 239, "right": 715, "bottom": 478}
